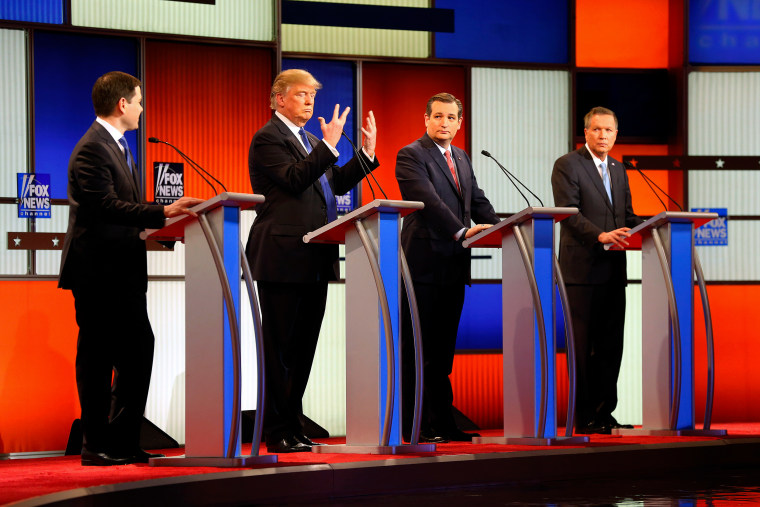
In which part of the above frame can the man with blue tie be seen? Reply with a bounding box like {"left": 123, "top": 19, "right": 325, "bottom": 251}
{"left": 245, "top": 69, "right": 378, "bottom": 453}
{"left": 59, "top": 71, "right": 202, "bottom": 465}
{"left": 551, "top": 106, "right": 643, "bottom": 435}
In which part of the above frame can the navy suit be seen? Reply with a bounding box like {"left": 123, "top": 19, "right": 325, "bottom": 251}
{"left": 396, "top": 133, "right": 499, "bottom": 435}
{"left": 245, "top": 114, "right": 378, "bottom": 443}
{"left": 59, "top": 121, "right": 166, "bottom": 455}
{"left": 551, "top": 146, "right": 642, "bottom": 428}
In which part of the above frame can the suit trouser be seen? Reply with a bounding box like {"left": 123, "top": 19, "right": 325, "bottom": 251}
{"left": 566, "top": 283, "right": 626, "bottom": 427}
{"left": 257, "top": 280, "right": 327, "bottom": 444}
{"left": 72, "top": 288, "right": 155, "bottom": 454}
{"left": 401, "top": 282, "right": 465, "bottom": 436}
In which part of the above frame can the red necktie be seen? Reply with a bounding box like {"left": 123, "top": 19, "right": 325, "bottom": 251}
{"left": 445, "top": 150, "right": 460, "bottom": 192}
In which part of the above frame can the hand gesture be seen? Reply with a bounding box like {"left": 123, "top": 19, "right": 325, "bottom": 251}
{"left": 319, "top": 104, "right": 350, "bottom": 148}
{"left": 361, "top": 110, "right": 377, "bottom": 158}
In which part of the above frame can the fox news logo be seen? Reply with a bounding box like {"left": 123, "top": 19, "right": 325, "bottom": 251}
{"left": 17, "top": 173, "right": 51, "bottom": 218}
{"left": 693, "top": 208, "right": 727, "bottom": 246}
{"left": 336, "top": 189, "right": 355, "bottom": 214}
{"left": 154, "top": 162, "right": 184, "bottom": 204}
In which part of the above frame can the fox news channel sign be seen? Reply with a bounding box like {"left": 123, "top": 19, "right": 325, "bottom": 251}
{"left": 693, "top": 208, "right": 727, "bottom": 246}
{"left": 154, "top": 162, "right": 184, "bottom": 204}
{"left": 336, "top": 188, "right": 356, "bottom": 215}
{"left": 17, "top": 173, "right": 51, "bottom": 218}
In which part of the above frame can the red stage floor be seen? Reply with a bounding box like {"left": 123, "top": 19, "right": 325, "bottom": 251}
{"left": 3, "top": 424, "right": 760, "bottom": 506}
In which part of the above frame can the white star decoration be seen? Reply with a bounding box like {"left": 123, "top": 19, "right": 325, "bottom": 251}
{"left": 13, "top": 237, "right": 21, "bottom": 246}
{"left": 715, "top": 158, "right": 725, "bottom": 168}
{"left": 52, "top": 237, "right": 60, "bottom": 247}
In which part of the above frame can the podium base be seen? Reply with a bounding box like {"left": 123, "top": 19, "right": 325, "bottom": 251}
{"left": 150, "top": 454, "right": 278, "bottom": 467}
{"left": 312, "top": 443, "right": 436, "bottom": 455}
{"left": 473, "top": 435, "right": 589, "bottom": 446}
{"left": 613, "top": 428, "right": 728, "bottom": 437}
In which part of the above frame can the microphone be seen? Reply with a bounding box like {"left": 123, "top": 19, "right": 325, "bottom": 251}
{"left": 148, "top": 137, "right": 227, "bottom": 195}
{"left": 481, "top": 150, "right": 544, "bottom": 207}
{"left": 623, "top": 161, "right": 683, "bottom": 211}
{"left": 341, "top": 130, "right": 387, "bottom": 199}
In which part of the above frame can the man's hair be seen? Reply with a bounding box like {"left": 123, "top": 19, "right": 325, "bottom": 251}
{"left": 92, "top": 71, "right": 141, "bottom": 118}
{"left": 270, "top": 69, "right": 322, "bottom": 109}
{"left": 426, "top": 92, "right": 463, "bottom": 119}
{"left": 584, "top": 106, "right": 618, "bottom": 130}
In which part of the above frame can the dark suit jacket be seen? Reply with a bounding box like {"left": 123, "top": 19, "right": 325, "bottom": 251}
{"left": 245, "top": 114, "right": 379, "bottom": 283}
{"left": 59, "top": 121, "right": 165, "bottom": 292}
{"left": 551, "top": 147, "right": 642, "bottom": 285}
{"left": 396, "top": 133, "right": 499, "bottom": 286}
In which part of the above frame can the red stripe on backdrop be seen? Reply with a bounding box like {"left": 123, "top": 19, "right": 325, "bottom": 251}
{"left": 144, "top": 42, "right": 273, "bottom": 201}
{"left": 361, "top": 63, "right": 467, "bottom": 205}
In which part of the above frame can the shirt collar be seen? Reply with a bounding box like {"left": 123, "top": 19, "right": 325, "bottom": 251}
{"left": 96, "top": 117, "right": 125, "bottom": 146}
{"left": 585, "top": 143, "right": 607, "bottom": 169}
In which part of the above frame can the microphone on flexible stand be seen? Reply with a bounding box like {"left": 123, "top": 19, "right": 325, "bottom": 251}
{"left": 481, "top": 150, "right": 544, "bottom": 207}
{"left": 148, "top": 137, "right": 227, "bottom": 195}
{"left": 341, "top": 130, "right": 387, "bottom": 200}
{"left": 623, "top": 161, "right": 683, "bottom": 211}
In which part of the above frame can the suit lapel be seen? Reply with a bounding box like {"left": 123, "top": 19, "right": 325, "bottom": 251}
{"left": 450, "top": 146, "right": 468, "bottom": 201}
{"left": 579, "top": 148, "right": 613, "bottom": 213}
{"left": 608, "top": 158, "right": 624, "bottom": 212}
{"left": 94, "top": 123, "right": 140, "bottom": 201}
{"left": 424, "top": 136, "right": 462, "bottom": 200}
{"left": 271, "top": 115, "right": 327, "bottom": 201}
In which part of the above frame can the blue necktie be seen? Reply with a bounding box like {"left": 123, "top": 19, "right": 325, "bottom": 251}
{"left": 600, "top": 161, "right": 612, "bottom": 203}
{"left": 118, "top": 136, "right": 134, "bottom": 174}
{"left": 299, "top": 127, "right": 337, "bottom": 222}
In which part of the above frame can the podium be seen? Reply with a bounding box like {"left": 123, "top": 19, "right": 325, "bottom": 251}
{"left": 304, "top": 199, "right": 435, "bottom": 454}
{"left": 606, "top": 211, "right": 726, "bottom": 436}
{"left": 142, "top": 192, "right": 277, "bottom": 466}
{"left": 463, "top": 207, "right": 588, "bottom": 445}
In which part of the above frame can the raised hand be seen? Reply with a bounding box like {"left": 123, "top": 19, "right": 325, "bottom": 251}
{"left": 319, "top": 104, "right": 350, "bottom": 148}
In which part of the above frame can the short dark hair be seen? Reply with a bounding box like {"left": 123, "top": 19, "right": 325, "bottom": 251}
{"left": 426, "top": 92, "right": 463, "bottom": 119}
{"left": 92, "top": 71, "right": 141, "bottom": 117}
{"left": 584, "top": 106, "right": 618, "bottom": 130}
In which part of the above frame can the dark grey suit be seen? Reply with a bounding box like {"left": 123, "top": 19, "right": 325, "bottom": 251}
{"left": 59, "top": 121, "right": 166, "bottom": 455}
{"left": 551, "top": 146, "right": 642, "bottom": 428}
{"left": 396, "top": 133, "right": 499, "bottom": 436}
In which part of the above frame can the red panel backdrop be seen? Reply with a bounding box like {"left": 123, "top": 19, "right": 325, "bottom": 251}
{"left": 144, "top": 42, "right": 273, "bottom": 201}
{"left": 361, "top": 63, "right": 467, "bottom": 205}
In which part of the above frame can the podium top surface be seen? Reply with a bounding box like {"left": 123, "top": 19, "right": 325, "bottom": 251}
{"left": 605, "top": 210, "right": 718, "bottom": 251}
{"left": 462, "top": 206, "right": 578, "bottom": 248}
{"left": 304, "top": 199, "right": 424, "bottom": 245}
{"left": 142, "top": 192, "right": 264, "bottom": 241}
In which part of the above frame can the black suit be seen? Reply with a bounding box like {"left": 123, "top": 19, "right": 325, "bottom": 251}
{"left": 59, "top": 121, "right": 166, "bottom": 455}
{"left": 396, "top": 133, "right": 499, "bottom": 436}
{"left": 551, "top": 146, "right": 642, "bottom": 428}
{"left": 245, "top": 114, "right": 378, "bottom": 443}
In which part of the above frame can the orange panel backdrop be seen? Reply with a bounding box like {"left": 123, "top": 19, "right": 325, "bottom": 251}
{"left": 361, "top": 63, "right": 467, "bottom": 205}
{"left": 576, "top": 0, "right": 670, "bottom": 68}
{"left": 0, "top": 282, "right": 79, "bottom": 453}
{"left": 144, "top": 42, "right": 273, "bottom": 201}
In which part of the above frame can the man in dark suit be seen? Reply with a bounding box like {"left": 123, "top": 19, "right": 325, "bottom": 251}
{"left": 245, "top": 69, "right": 378, "bottom": 453}
{"left": 59, "top": 71, "right": 202, "bottom": 466}
{"left": 396, "top": 92, "right": 499, "bottom": 442}
{"left": 551, "top": 106, "right": 643, "bottom": 435}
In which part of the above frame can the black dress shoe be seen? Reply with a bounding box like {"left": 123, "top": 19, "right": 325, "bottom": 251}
{"left": 441, "top": 429, "right": 480, "bottom": 442}
{"left": 607, "top": 416, "right": 634, "bottom": 430}
{"left": 576, "top": 421, "right": 611, "bottom": 435}
{"left": 295, "top": 434, "right": 324, "bottom": 446}
{"left": 418, "top": 432, "right": 448, "bottom": 443}
{"left": 81, "top": 450, "right": 133, "bottom": 466}
{"left": 266, "top": 435, "right": 312, "bottom": 453}
{"left": 131, "top": 449, "right": 166, "bottom": 463}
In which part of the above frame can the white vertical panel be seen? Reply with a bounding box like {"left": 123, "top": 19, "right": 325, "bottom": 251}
{"left": 145, "top": 281, "right": 187, "bottom": 443}
{"left": 689, "top": 170, "right": 760, "bottom": 216}
{"left": 470, "top": 67, "right": 569, "bottom": 279}
{"left": 71, "top": 0, "right": 273, "bottom": 42}
{"left": 1, "top": 204, "right": 30, "bottom": 275}
{"left": 0, "top": 29, "right": 27, "bottom": 198}
{"left": 695, "top": 221, "right": 760, "bottom": 281}
{"left": 688, "top": 71, "right": 760, "bottom": 156}
{"left": 147, "top": 243, "right": 185, "bottom": 276}
{"left": 34, "top": 204, "right": 68, "bottom": 275}
{"left": 612, "top": 283, "right": 643, "bottom": 426}
{"left": 283, "top": 0, "right": 429, "bottom": 58}
{"left": 303, "top": 282, "right": 347, "bottom": 436}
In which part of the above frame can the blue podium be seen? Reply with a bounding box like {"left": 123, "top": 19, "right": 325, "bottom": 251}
{"left": 304, "top": 199, "right": 435, "bottom": 454}
{"left": 464, "top": 207, "right": 588, "bottom": 445}
{"left": 144, "top": 193, "right": 277, "bottom": 466}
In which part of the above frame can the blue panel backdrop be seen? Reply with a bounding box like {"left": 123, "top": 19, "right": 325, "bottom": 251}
{"left": 434, "top": 0, "right": 569, "bottom": 64}
{"left": 34, "top": 32, "right": 138, "bottom": 199}
{"left": 281, "top": 59, "right": 358, "bottom": 211}
{"left": 0, "top": 0, "right": 63, "bottom": 24}
{"left": 690, "top": 0, "right": 760, "bottom": 64}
